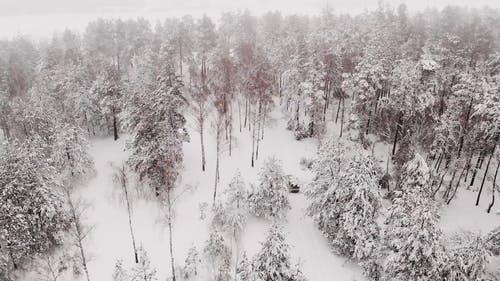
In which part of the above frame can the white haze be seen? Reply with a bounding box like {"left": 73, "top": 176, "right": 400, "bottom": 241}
{"left": 0, "top": 0, "right": 499, "bottom": 39}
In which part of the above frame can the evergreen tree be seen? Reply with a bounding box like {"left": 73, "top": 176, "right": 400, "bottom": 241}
{"left": 182, "top": 246, "right": 201, "bottom": 280}
{"left": 203, "top": 230, "right": 231, "bottom": 281}
{"left": 0, "top": 139, "right": 71, "bottom": 276}
{"left": 383, "top": 154, "right": 446, "bottom": 281}
{"left": 112, "top": 260, "right": 129, "bottom": 281}
{"left": 443, "top": 231, "right": 490, "bottom": 280}
{"left": 235, "top": 252, "right": 252, "bottom": 281}
{"left": 307, "top": 148, "right": 382, "bottom": 264}
{"left": 249, "top": 158, "right": 290, "bottom": 220}
{"left": 130, "top": 247, "right": 157, "bottom": 281}
{"left": 252, "top": 225, "right": 306, "bottom": 281}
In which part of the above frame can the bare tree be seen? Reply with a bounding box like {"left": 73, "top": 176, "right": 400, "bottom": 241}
{"left": 213, "top": 115, "right": 224, "bottom": 203}
{"left": 63, "top": 187, "right": 92, "bottom": 281}
{"left": 113, "top": 164, "right": 139, "bottom": 263}
{"left": 189, "top": 66, "right": 211, "bottom": 172}
{"left": 159, "top": 184, "right": 193, "bottom": 281}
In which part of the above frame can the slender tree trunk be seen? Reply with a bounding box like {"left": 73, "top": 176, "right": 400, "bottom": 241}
{"left": 66, "top": 189, "right": 91, "bottom": 281}
{"left": 256, "top": 102, "right": 261, "bottom": 160}
{"left": 340, "top": 98, "right": 345, "bottom": 138}
{"left": 436, "top": 154, "right": 445, "bottom": 173}
{"left": 279, "top": 73, "right": 283, "bottom": 102}
{"left": 365, "top": 101, "right": 374, "bottom": 135}
{"left": 120, "top": 165, "right": 138, "bottom": 263}
{"left": 229, "top": 114, "right": 232, "bottom": 156}
{"left": 166, "top": 189, "right": 176, "bottom": 281}
{"left": 457, "top": 97, "right": 473, "bottom": 158}
{"left": 335, "top": 98, "right": 341, "bottom": 124}
{"left": 9, "top": 248, "right": 17, "bottom": 270}
{"left": 238, "top": 99, "right": 242, "bottom": 132}
{"left": 487, "top": 160, "right": 500, "bottom": 213}
{"left": 470, "top": 151, "right": 484, "bottom": 188}
{"left": 200, "top": 119, "right": 206, "bottom": 172}
{"left": 464, "top": 152, "right": 472, "bottom": 182}
{"left": 251, "top": 110, "right": 256, "bottom": 168}
{"left": 443, "top": 169, "right": 457, "bottom": 200}
{"left": 477, "top": 144, "right": 497, "bottom": 206}
{"left": 392, "top": 112, "right": 402, "bottom": 155}
{"left": 261, "top": 104, "right": 266, "bottom": 140}
{"left": 214, "top": 125, "right": 220, "bottom": 202}
{"left": 434, "top": 153, "right": 443, "bottom": 170}
{"left": 243, "top": 97, "right": 248, "bottom": 129}
{"left": 112, "top": 107, "right": 119, "bottom": 141}
{"left": 433, "top": 171, "right": 447, "bottom": 198}
{"left": 179, "top": 42, "right": 183, "bottom": 75}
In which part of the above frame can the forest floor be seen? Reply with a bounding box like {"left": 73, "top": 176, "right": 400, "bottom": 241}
{"left": 29, "top": 103, "right": 500, "bottom": 281}
{"left": 74, "top": 106, "right": 366, "bottom": 281}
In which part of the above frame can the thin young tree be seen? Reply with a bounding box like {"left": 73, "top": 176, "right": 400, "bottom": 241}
{"left": 64, "top": 187, "right": 92, "bottom": 281}
{"left": 113, "top": 164, "right": 139, "bottom": 263}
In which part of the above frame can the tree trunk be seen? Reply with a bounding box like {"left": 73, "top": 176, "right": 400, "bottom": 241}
{"left": 487, "top": 160, "right": 500, "bottom": 213}
{"left": 335, "top": 98, "right": 341, "bottom": 124}
{"left": 433, "top": 171, "right": 447, "bottom": 199}
{"left": 244, "top": 97, "right": 248, "bottom": 129}
{"left": 443, "top": 169, "right": 457, "bottom": 200}
{"left": 112, "top": 107, "right": 119, "bottom": 141}
{"left": 9, "top": 248, "right": 17, "bottom": 270}
{"left": 457, "top": 97, "right": 473, "bottom": 158}
{"left": 392, "top": 113, "right": 402, "bottom": 155}
{"left": 477, "top": 144, "right": 496, "bottom": 206}
{"left": 470, "top": 151, "right": 484, "bottom": 188}
{"left": 200, "top": 120, "right": 206, "bottom": 172}
{"left": 261, "top": 104, "right": 266, "bottom": 140}
{"left": 167, "top": 189, "right": 176, "bottom": 281}
{"left": 238, "top": 99, "right": 242, "bottom": 132}
{"left": 179, "top": 42, "right": 183, "bottom": 75}
{"left": 229, "top": 116, "right": 232, "bottom": 156}
{"left": 279, "top": 73, "right": 283, "bottom": 105}
{"left": 120, "top": 165, "right": 139, "bottom": 263}
{"left": 365, "top": 100, "right": 374, "bottom": 135}
{"left": 214, "top": 126, "right": 220, "bottom": 202}
{"left": 340, "top": 98, "right": 345, "bottom": 138}
{"left": 66, "top": 189, "right": 91, "bottom": 281}
{"left": 256, "top": 102, "right": 261, "bottom": 160}
{"left": 251, "top": 110, "right": 256, "bottom": 168}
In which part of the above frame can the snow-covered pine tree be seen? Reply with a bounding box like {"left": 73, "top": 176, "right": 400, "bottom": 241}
{"left": 307, "top": 149, "right": 382, "bottom": 266}
{"left": 235, "top": 252, "right": 252, "bottom": 281}
{"left": 0, "top": 139, "right": 71, "bottom": 276}
{"left": 307, "top": 139, "right": 347, "bottom": 203}
{"left": 249, "top": 158, "right": 290, "bottom": 220}
{"left": 183, "top": 246, "right": 201, "bottom": 279}
{"left": 130, "top": 247, "right": 157, "bottom": 281}
{"left": 203, "top": 229, "right": 231, "bottom": 281}
{"left": 442, "top": 231, "right": 490, "bottom": 280}
{"left": 221, "top": 172, "right": 249, "bottom": 237}
{"left": 252, "top": 224, "right": 306, "bottom": 281}
{"left": 125, "top": 72, "right": 188, "bottom": 196}
{"left": 486, "top": 225, "right": 500, "bottom": 255}
{"left": 383, "top": 153, "right": 446, "bottom": 281}
{"left": 55, "top": 122, "right": 95, "bottom": 181}
{"left": 112, "top": 260, "right": 129, "bottom": 281}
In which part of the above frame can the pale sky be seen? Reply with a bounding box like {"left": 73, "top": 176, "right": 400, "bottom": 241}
{"left": 0, "top": 0, "right": 498, "bottom": 38}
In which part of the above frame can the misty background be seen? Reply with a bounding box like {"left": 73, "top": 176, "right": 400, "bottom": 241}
{"left": 0, "top": 0, "right": 499, "bottom": 38}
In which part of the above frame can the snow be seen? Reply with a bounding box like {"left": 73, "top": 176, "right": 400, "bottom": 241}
{"left": 54, "top": 100, "right": 499, "bottom": 281}
{"left": 73, "top": 107, "right": 365, "bottom": 281}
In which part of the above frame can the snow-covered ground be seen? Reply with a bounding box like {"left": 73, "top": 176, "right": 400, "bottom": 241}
{"left": 74, "top": 107, "right": 365, "bottom": 281}
{"left": 63, "top": 104, "right": 499, "bottom": 281}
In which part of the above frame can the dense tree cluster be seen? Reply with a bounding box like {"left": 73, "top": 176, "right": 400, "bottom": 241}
{"left": 1, "top": 3, "right": 499, "bottom": 280}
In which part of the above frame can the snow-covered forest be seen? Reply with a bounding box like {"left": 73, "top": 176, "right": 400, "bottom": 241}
{"left": 1, "top": 2, "right": 500, "bottom": 281}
